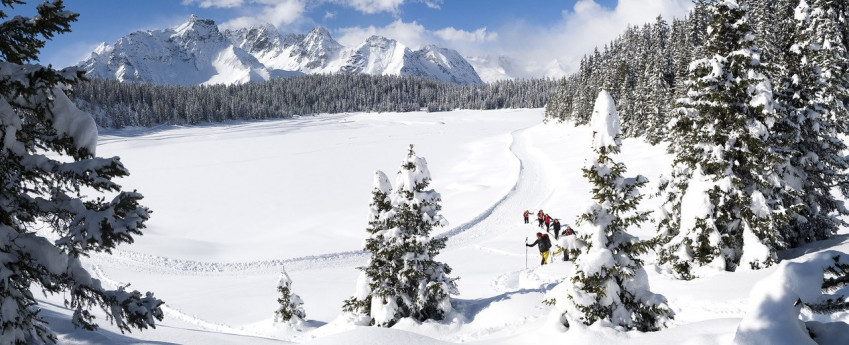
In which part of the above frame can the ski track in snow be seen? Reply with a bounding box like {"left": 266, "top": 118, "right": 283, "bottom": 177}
{"left": 92, "top": 266, "right": 286, "bottom": 341}
{"left": 87, "top": 249, "right": 369, "bottom": 275}
{"left": 85, "top": 120, "right": 555, "bottom": 338}
{"left": 439, "top": 122, "right": 558, "bottom": 249}
{"left": 87, "top": 122, "right": 546, "bottom": 275}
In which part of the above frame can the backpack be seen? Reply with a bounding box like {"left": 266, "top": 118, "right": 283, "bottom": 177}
{"left": 564, "top": 228, "right": 574, "bottom": 236}
{"left": 540, "top": 235, "right": 552, "bottom": 251}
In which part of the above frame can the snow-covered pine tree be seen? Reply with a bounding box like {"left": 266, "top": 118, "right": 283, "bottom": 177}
{"left": 342, "top": 170, "right": 393, "bottom": 317}
{"left": 274, "top": 269, "right": 305, "bottom": 324}
{"left": 654, "top": 0, "right": 791, "bottom": 279}
{"left": 643, "top": 15, "right": 674, "bottom": 144}
{"left": 556, "top": 90, "right": 673, "bottom": 332}
{"left": 0, "top": 1, "right": 163, "bottom": 343}
{"left": 344, "top": 146, "right": 457, "bottom": 327}
{"left": 772, "top": 0, "right": 849, "bottom": 247}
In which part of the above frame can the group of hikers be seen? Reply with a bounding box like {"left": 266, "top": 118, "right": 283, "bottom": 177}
{"left": 522, "top": 209, "right": 575, "bottom": 265}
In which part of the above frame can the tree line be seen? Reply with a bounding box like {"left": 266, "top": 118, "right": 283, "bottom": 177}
{"left": 71, "top": 74, "right": 556, "bottom": 128}
{"left": 546, "top": 0, "right": 849, "bottom": 274}
{"left": 544, "top": 0, "right": 849, "bottom": 143}
{"left": 542, "top": 0, "right": 849, "bottom": 339}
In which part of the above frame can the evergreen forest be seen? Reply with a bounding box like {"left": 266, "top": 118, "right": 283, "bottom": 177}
{"left": 72, "top": 74, "right": 556, "bottom": 128}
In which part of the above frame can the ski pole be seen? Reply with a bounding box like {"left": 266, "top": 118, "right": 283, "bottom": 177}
{"left": 525, "top": 236, "right": 528, "bottom": 269}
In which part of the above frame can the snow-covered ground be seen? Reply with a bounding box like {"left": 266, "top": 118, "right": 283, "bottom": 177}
{"left": 40, "top": 109, "right": 849, "bottom": 344}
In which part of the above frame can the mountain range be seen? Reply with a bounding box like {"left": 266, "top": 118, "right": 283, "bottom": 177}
{"left": 79, "top": 15, "right": 485, "bottom": 86}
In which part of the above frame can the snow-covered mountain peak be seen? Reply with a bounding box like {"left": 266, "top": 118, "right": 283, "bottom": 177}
{"left": 224, "top": 23, "right": 285, "bottom": 55}
{"left": 403, "top": 45, "right": 483, "bottom": 85}
{"left": 298, "top": 26, "right": 343, "bottom": 69}
{"left": 304, "top": 26, "right": 335, "bottom": 43}
{"left": 79, "top": 16, "right": 289, "bottom": 85}
{"left": 92, "top": 42, "right": 112, "bottom": 56}
{"left": 227, "top": 24, "right": 482, "bottom": 84}
{"left": 173, "top": 15, "right": 222, "bottom": 42}
{"left": 341, "top": 35, "right": 408, "bottom": 75}
{"left": 365, "top": 35, "right": 396, "bottom": 46}
{"left": 78, "top": 19, "right": 484, "bottom": 85}
{"left": 420, "top": 45, "right": 459, "bottom": 67}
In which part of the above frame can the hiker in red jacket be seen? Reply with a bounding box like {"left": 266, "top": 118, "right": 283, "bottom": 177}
{"left": 537, "top": 210, "right": 545, "bottom": 228}
{"left": 523, "top": 210, "right": 530, "bottom": 224}
{"left": 544, "top": 214, "right": 552, "bottom": 232}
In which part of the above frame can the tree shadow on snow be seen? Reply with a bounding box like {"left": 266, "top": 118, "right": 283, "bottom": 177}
{"left": 453, "top": 282, "right": 558, "bottom": 323}
{"left": 96, "top": 114, "right": 341, "bottom": 139}
{"left": 38, "top": 300, "right": 177, "bottom": 345}
{"left": 778, "top": 233, "right": 849, "bottom": 261}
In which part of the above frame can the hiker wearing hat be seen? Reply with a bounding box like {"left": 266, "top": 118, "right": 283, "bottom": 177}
{"left": 523, "top": 210, "right": 530, "bottom": 224}
{"left": 537, "top": 210, "right": 545, "bottom": 228}
{"left": 526, "top": 232, "right": 552, "bottom": 265}
{"left": 551, "top": 218, "right": 561, "bottom": 240}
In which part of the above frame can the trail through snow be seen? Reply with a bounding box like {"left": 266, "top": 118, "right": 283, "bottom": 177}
{"left": 50, "top": 110, "right": 838, "bottom": 345}
{"left": 77, "top": 111, "right": 564, "bottom": 343}
{"left": 86, "top": 119, "right": 551, "bottom": 274}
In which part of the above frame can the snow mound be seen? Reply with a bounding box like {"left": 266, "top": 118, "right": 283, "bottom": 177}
{"left": 733, "top": 250, "right": 849, "bottom": 345}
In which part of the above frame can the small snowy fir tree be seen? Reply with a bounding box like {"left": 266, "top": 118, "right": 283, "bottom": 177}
{"left": 343, "top": 145, "right": 458, "bottom": 327}
{"left": 555, "top": 90, "right": 673, "bottom": 332}
{"left": 654, "top": 0, "right": 792, "bottom": 279}
{"left": 0, "top": 1, "right": 163, "bottom": 343}
{"left": 273, "top": 269, "right": 305, "bottom": 324}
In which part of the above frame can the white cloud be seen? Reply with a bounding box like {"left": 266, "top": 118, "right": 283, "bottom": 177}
{"left": 181, "top": 0, "right": 246, "bottom": 8}
{"left": 336, "top": 19, "right": 496, "bottom": 53}
{"left": 337, "top": 19, "right": 428, "bottom": 49}
{"left": 492, "top": 0, "right": 694, "bottom": 77}
{"left": 189, "top": 0, "right": 416, "bottom": 31}
{"left": 423, "top": 0, "right": 442, "bottom": 9}
{"left": 267, "top": 0, "right": 306, "bottom": 25}
{"left": 334, "top": 0, "right": 405, "bottom": 14}
{"left": 434, "top": 27, "right": 497, "bottom": 43}
{"left": 220, "top": 0, "right": 306, "bottom": 29}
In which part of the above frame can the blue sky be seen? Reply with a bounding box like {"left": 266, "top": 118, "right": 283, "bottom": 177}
{"left": 13, "top": 0, "right": 694, "bottom": 76}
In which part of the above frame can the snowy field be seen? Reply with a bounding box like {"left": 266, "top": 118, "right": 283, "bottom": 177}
{"left": 40, "top": 109, "right": 849, "bottom": 344}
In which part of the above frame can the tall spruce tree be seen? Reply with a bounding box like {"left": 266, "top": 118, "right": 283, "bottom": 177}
{"left": 654, "top": 0, "right": 791, "bottom": 279}
{"left": 0, "top": 1, "right": 163, "bottom": 343}
{"left": 643, "top": 15, "right": 674, "bottom": 143}
{"left": 773, "top": 0, "right": 849, "bottom": 246}
{"left": 343, "top": 146, "right": 457, "bottom": 327}
{"left": 555, "top": 90, "right": 673, "bottom": 331}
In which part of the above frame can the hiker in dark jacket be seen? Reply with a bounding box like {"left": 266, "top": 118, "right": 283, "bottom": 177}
{"left": 526, "top": 232, "right": 552, "bottom": 265}
{"left": 551, "top": 218, "right": 561, "bottom": 240}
